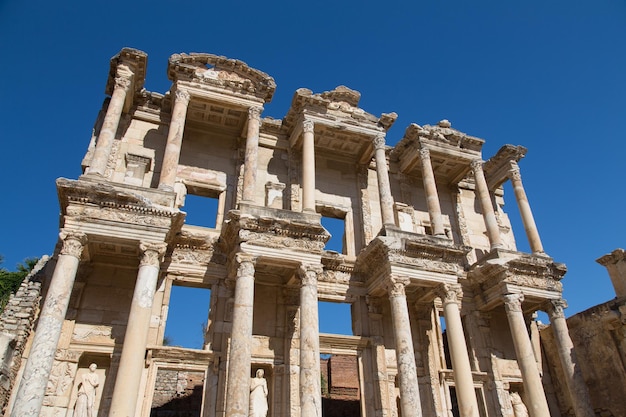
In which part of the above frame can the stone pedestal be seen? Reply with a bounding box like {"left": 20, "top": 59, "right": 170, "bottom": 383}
{"left": 11, "top": 231, "right": 87, "bottom": 417}
{"left": 545, "top": 299, "right": 595, "bottom": 417}
{"left": 109, "top": 242, "right": 167, "bottom": 417}
{"left": 159, "top": 88, "right": 191, "bottom": 191}
{"left": 437, "top": 284, "right": 479, "bottom": 417}
{"left": 301, "top": 119, "right": 316, "bottom": 213}
{"left": 299, "top": 265, "right": 322, "bottom": 417}
{"left": 503, "top": 294, "right": 550, "bottom": 417}
{"left": 242, "top": 106, "right": 262, "bottom": 203}
{"left": 386, "top": 279, "right": 422, "bottom": 417}
{"left": 419, "top": 148, "right": 445, "bottom": 237}
{"left": 508, "top": 163, "right": 543, "bottom": 254}
{"left": 225, "top": 254, "right": 256, "bottom": 417}
{"left": 373, "top": 134, "right": 395, "bottom": 226}
{"left": 88, "top": 74, "right": 132, "bottom": 176}
{"left": 471, "top": 160, "right": 502, "bottom": 250}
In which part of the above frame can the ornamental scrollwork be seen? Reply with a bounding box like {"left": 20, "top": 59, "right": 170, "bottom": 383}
{"left": 372, "top": 133, "right": 386, "bottom": 150}
{"left": 298, "top": 264, "right": 321, "bottom": 286}
{"left": 302, "top": 119, "right": 314, "bottom": 134}
{"left": 59, "top": 231, "right": 87, "bottom": 259}
{"left": 508, "top": 162, "right": 522, "bottom": 182}
{"left": 546, "top": 298, "right": 567, "bottom": 319}
{"left": 385, "top": 278, "right": 408, "bottom": 297}
{"left": 503, "top": 293, "right": 524, "bottom": 313}
{"left": 139, "top": 242, "right": 167, "bottom": 267}
{"left": 470, "top": 159, "right": 485, "bottom": 173}
{"left": 235, "top": 253, "right": 256, "bottom": 278}
{"left": 174, "top": 88, "right": 191, "bottom": 104}
{"left": 436, "top": 283, "right": 463, "bottom": 306}
{"left": 248, "top": 106, "right": 263, "bottom": 121}
{"left": 114, "top": 76, "right": 132, "bottom": 91}
{"left": 418, "top": 147, "right": 430, "bottom": 160}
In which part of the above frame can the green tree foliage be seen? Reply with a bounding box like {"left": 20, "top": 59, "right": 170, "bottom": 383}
{"left": 0, "top": 256, "right": 39, "bottom": 311}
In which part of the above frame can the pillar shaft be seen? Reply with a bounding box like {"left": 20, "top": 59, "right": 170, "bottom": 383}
{"left": 471, "top": 160, "right": 502, "bottom": 250}
{"left": 11, "top": 231, "right": 87, "bottom": 417}
{"left": 109, "top": 242, "right": 166, "bottom": 417}
{"left": 387, "top": 279, "right": 423, "bottom": 417}
{"left": 438, "top": 284, "right": 480, "bottom": 417}
{"left": 158, "top": 88, "right": 190, "bottom": 191}
{"left": 301, "top": 119, "right": 316, "bottom": 212}
{"left": 225, "top": 254, "right": 256, "bottom": 417}
{"left": 546, "top": 299, "right": 595, "bottom": 417}
{"left": 242, "top": 106, "right": 262, "bottom": 202}
{"left": 503, "top": 294, "right": 550, "bottom": 417}
{"left": 373, "top": 134, "right": 395, "bottom": 226}
{"left": 88, "top": 75, "right": 131, "bottom": 176}
{"left": 508, "top": 163, "right": 544, "bottom": 254}
{"left": 299, "top": 265, "right": 322, "bottom": 417}
{"left": 419, "top": 148, "right": 445, "bottom": 237}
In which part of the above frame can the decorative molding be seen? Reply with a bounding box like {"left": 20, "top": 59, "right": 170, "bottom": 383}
{"left": 503, "top": 293, "right": 524, "bottom": 313}
{"left": 114, "top": 76, "right": 132, "bottom": 91}
{"left": 546, "top": 298, "right": 567, "bottom": 319}
{"left": 248, "top": 106, "right": 262, "bottom": 121}
{"left": 59, "top": 231, "right": 88, "bottom": 259}
{"left": 235, "top": 253, "right": 256, "bottom": 278}
{"left": 372, "top": 133, "right": 386, "bottom": 150}
{"left": 174, "top": 88, "right": 191, "bottom": 104}
{"left": 139, "top": 242, "right": 167, "bottom": 267}
{"left": 385, "top": 277, "right": 409, "bottom": 298}
{"left": 302, "top": 119, "right": 314, "bottom": 134}
{"left": 436, "top": 283, "right": 463, "bottom": 306}
{"left": 298, "top": 264, "right": 321, "bottom": 286}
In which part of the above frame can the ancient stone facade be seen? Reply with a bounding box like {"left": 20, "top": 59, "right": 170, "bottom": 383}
{"left": 0, "top": 48, "right": 596, "bottom": 417}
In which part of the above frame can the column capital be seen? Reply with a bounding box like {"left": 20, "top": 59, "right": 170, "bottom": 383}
{"left": 507, "top": 161, "right": 522, "bottom": 181}
{"left": 385, "top": 277, "right": 409, "bottom": 298}
{"left": 372, "top": 133, "right": 386, "bottom": 150}
{"left": 59, "top": 231, "right": 88, "bottom": 259}
{"left": 545, "top": 298, "right": 568, "bottom": 319}
{"left": 248, "top": 106, "right": 263, "bottom": 121}
{"left": 302, "top": 119, "right": 314, "bottom": 134}
{"left": 470, "top": 159, "right": 485, "bottom": 172}
{"left": 436, "top": 283, "right": 463, "bottom": 306}
{"left": 503, "top": 293, "right": 524, "bottom": 313}
{"left": 418, "top": 147, "right": 430, "bottom": 160}
{"left": 114, "top": 76, "right": 132, "bottom": 92}
{"left": 174, "top": 88, "right": 191, "bottom": 104}
{"left": 139, "top": 242, "right": 167, "bottom": 268}
{"left": 298, "top": 264, "right": 322, "bottom": 286}
{"left": 235, "top": 253, "right": 257, "bottom": 278}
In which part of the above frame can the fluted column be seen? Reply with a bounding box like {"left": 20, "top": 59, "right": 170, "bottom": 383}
{"left": 508, "top": 162, "right": 544, "bottom": 254}
{"left": 437, "top": 284, "right": 480, "bottom": 417}
{"left": 419, "top": 148, "right": 445, "bottom": 237}
{"left": 109, "top": 242, "right": 167, "bottom": 417}
{"left": 470, "top": 160, "right": 502, "bottom": 250}
{"left": 386, "top": 278, "right": 423, "bottom": 417}
{"left": 88, "top": 73, "right": 132, "bottom": 176}
{"left": 225, "top": 254, "right": 256, "bottom": 417}
{"left": 158, "top": 88, "right": 191, "bottom": 191}
{"left": 301, "top": 119, "right": 316, "bottom": 213}
{"left": 503, "top": 294, "right": 550, "bottom": 417}
{"left": 545, "top": 299, "right": 595, "bottom": 417}
{"left": 373, "top": 133, "right": 395, "bottom": 226}
{"left": 242, "top": 106, "right": 262, "bottom": 203}
{"left": 298, "top": 264, "right": 322, "bottom": 417}
{"left": 11, "top": 231, "right": 87, "bottom": 417}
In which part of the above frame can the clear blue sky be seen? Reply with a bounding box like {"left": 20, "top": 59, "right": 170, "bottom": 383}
{"left": 1, "top": 1, "right": 625, "bottom": 345}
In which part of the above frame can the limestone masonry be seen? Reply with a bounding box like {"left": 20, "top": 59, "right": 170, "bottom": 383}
{"left": 1, "top": 47, "right": 622, "bottom": 417}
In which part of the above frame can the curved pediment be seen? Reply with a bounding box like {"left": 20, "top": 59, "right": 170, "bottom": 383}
{"left": 168, "top": 53, "right": 276, "bottom": 103}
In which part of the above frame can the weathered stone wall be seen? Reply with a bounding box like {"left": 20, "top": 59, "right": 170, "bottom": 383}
{"left": 150, "top": 368, "right": 205, "bottom": 417}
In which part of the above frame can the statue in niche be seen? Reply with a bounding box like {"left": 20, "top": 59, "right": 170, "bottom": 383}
{"left": 74, "top": 363, "right": 99, "bottom": 417}
{"left": 510, "top": 392, "right": 529, "bottom": 417}
{"left": 249, "top": 368, "right": 268, "bottom": 417}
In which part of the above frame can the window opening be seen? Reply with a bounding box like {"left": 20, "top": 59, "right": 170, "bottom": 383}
{"left": 183, "top": 193, "right": 219, "bottom": 228}
{"left": 319, "top": 301, "right": 353, "bottom": 335}
{"left": 440, "top": 315, "right": 452, "bottom": 369}
{"left": 321, "top": 216, "right": 346, "bottom": 254}
{"left": 321, "top": 354, "right": 362, "bottom": 417}
{"left": 164, "top": 285, "right": 211, "bottom": 349}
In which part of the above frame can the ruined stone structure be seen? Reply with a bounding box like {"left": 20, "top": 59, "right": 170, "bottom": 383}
{"left": 0, "top": 48, "right": 597, "bottom": 417}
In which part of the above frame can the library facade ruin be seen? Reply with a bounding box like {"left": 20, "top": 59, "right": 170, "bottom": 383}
{"left": 0, "top": 48, "right": 607, "bottom": 417}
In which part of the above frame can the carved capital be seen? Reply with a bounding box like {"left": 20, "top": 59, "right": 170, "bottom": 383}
{"left": 470, "top": 159, "right": 484, "bottom": 173}
{"left": 248, "top": 106, "right": 262, "bottom": 121}
{"left": 503, "top": 293, "right": 524, "bottom": 313}
{"left": 235, "top": 253, "right": 256, "bottom": 279}
{"left": 302, "top": 119, "right": 314, "bottom": 134}
{"left": 139, "top": 242, "right": 167, "bottom": 267}
{"left": 385, "top": 277, "right": 409, "bottom": 298}
{"left": 436, "top": 283, "right": 463, "bottom": 306}
{"left": 114, "top": 76, "right": 132, "bottom": 91}
{"left": 59, "top": 231, "right": 87, "bottom": 259}
{"left": 372, "top": 133, "right": 386, "bottom": 150}
{"left": 418, "top": 147, "right": 430, "bottom": 160}
{"left": 174, "top": 88, "right": 191, "bottom": 104}
{"left": 298, "top": 264, "right": 321, "bottom": 286}
{"left": 508, "top": 162, "right": 522, "bottom": 182}
{"left": 546, "top": 298, "right": 568, "bottom": 319}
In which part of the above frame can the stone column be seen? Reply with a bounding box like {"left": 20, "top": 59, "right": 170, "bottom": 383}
{"left": 502, "top": 294, "right": 550, "bottom": 417}
{"left": 298, "top": 264, "right": 322, "bottom": 417}
{"left": 109, "top": 242, "right": 167, "bottom": 417}
{"left": 508, "top": 162, "right": 544, "bottom": 254}
{"left": 225, "top": 254, "right": 256, "bottom": 417}
{"left": 419, "top": 148, "right": 445, "bottom": 237}
{"left": 301, "top": 119, "right": 316, "bottom": 213}
{"left": 373, "top": 133, "right": 395, "bottom": 227}
{"left": 11, "top": 231, "right": 87, "bottom": 417}
{"left": 88, "top": 73, "right": 132, "bottom": 176}
{"left": 158, "top": 88, "right": 191, "bottom": 191}
{"left": 470, "top": 160, "right": 502, "bottom": 250}
{"left": 242, "top": 106, "right": 262, "bottom": 203}
{"left": 437, "top": 284, "right": 480, "bottom": 417}
{"left": 545, "top": 299, "right": 595, "bottom": 417}
{"left": 386, "top": 278, "right": 423, "bottom": 417}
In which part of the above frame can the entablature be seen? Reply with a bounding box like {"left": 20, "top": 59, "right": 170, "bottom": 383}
{"left": 484, "top": 144, "right": 527, "bottom": 190}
